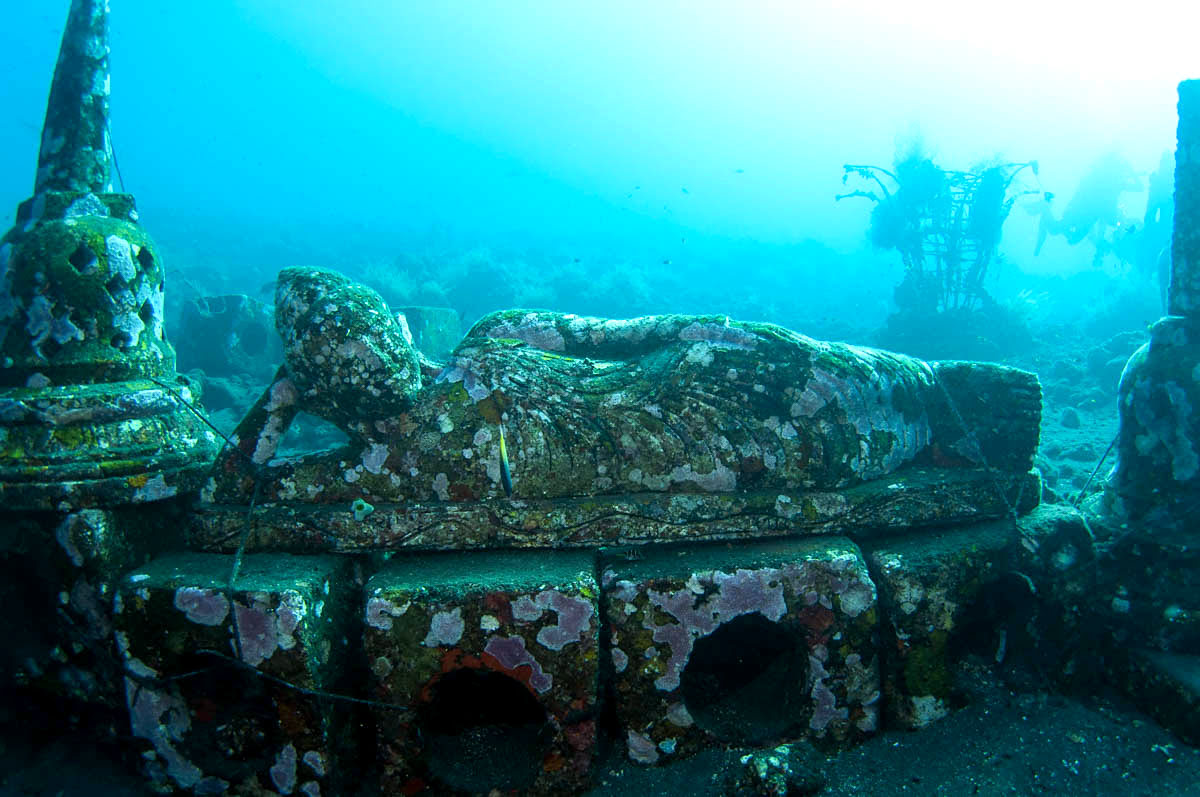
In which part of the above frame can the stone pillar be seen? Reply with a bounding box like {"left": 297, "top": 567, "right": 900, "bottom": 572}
{"left": 1111, "top": 80, "right": 1200, "bottom": 528}
{"left": 1169, "top": 80, "right": 1200, "bottom": 316}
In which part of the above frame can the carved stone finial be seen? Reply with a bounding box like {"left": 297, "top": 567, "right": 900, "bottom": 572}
{"left": 34, "top": 0, "right": 114, "bottom": 196}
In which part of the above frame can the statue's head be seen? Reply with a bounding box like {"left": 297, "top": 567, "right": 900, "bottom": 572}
{"left": 275, "top": 267, "right": 422, "bottom": 429}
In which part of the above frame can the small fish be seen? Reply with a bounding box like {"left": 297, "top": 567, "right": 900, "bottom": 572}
{"left": 681, "top": 187, "right": 689, "bottom": 194}
{"left": 734, "top": 168, "right": 745, "bottom": 174}
{"left": 498, "top": 425, "right": 513, "bottom": 497}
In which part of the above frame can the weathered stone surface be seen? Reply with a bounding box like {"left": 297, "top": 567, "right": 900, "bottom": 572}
{"left": 603, "top": 538, "right": 879, "bottom": 763}
{"left": 864, "top": 520, "right": 1017, "bottom": 729}
{"left": 114, "top": 553, "right": 354, "bottom": 795}
{"left": 1170, "top": 80, "right": 1200, "bottom": 316}
{"left": 1111, "top": 81, "right": 1200, "bottom": 529}
{"left": 0, "top": 507, "right": 151, "bottom": 710}
{"left": 0, "top": 1, "right": 218, "bottom": 512}
{"left": 1084, "top": 517, "right": 1200, "bottom": 656}
{"left": 1110, "top": 316, "right": 1200, "bottom": 528}
{"left": 274, "top": 267, "right": 424, "bottom": 428}
{"left": 0, "top": 377, "right": 219, "bottom": 511}
{"left": 363, "top": 550, "right": 598, "bottom": 795}
{"left": 191, "top": 467, "right": 1039, "bottom": 553}
{"left": 0, "top": 212, "right": 172, "bottom": 387}
{"left": 33, "top": 0, "right": 113, "bottom": 196}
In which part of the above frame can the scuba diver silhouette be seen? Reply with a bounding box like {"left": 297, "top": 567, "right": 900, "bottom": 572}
{"left": 1033, "top": 153, "right": 1142, "bottom": 262}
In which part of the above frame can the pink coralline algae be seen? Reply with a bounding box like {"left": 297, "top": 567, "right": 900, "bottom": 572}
{"left": 484, "top": 634, "right": 553, "bottom": 693}
{"left": 173, "top": 587, "right": 229, "bottom": 627}
{"left": 435, "top": 360, "right": 491, "bottom": 402}
{"left": 269, "top": 743, "right": 297, "bottom": 794}
{"left": 809, "top": 649, "right": 849, "bottom": 731}
{"left": 645, "top": 567, "right": 789, "bottom": 691}
{"left": 677, "top": 320, "right": 759, "bottom": 350}
{"left": 123, "top": 657, "right": 203, "bottom": 789}
{"left": 533, "top": 590, "right": 595, "bottom": 651}
{"left": 365, "top": 596, "right": 407, "bottom": 631}
{"left": 234, "top": 592, "right": 305, "bottom": 667}
{"left": 235, "top": 601, "right": 279, "bottom": 667}
{"left": 511, "top": 594, "right": 544, "bottom": 622}
{"left": 422, "top": 608, "right": 465, "bottom": 647}
{"left": 509, "top": 590, "right": 594, "bottom": 650}
{"left": 479, "top": 314, "right": 566, "bottom": 352}
{"left": 626, "top": 730, "right": 660, "bottom": 764}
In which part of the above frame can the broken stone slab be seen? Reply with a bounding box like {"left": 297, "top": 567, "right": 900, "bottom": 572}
{"left": 602, "top": 538, "right": 880, "bottom": 765}
{"left": 189, "top": 466, "right": 1039, "bottom": 553}
{"left": 1007, "top": 504, "right": 1109, "bottom": 685}
{"left": 863, "top": 519, "right": 1024, "bottom": 729}
{"left": 362, "top": 549, "right": 598, "bottom": 795}
{"left": 113, "top": 553, "right": 355, "bottom": 795}
{"left": 208, "top": 267, "right": 1041, "bottom": 511}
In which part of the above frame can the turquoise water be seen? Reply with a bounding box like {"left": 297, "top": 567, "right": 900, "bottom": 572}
{"left": 0, "top": 1, "right": 1186, "bottom": 336}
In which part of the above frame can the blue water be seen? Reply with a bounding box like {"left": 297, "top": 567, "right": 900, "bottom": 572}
{"left": 0, "top": 1, "right": 1187, "bottom": 332}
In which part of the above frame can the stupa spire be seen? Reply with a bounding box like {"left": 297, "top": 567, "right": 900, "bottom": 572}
{"left": 34, "top": 0, "right": 114, "bottom": 195}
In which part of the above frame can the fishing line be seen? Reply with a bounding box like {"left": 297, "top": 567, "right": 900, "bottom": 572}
{"left": 1072, "top": 431, "right": 1119, "bottom": 508}
{"left": 105, "top": 120, "right": 126, "bottom": 193}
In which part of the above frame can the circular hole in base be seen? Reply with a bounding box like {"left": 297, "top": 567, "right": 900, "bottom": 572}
{"left": 680, "top": 613, "right": 810, "bottom": 744}
{"left": 417, "top": 667, "right": 551, "bottom": 792}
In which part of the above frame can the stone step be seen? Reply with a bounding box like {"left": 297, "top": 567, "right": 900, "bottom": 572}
{"left": 1125, "top": 649, "right": 1200, "bottom": 745}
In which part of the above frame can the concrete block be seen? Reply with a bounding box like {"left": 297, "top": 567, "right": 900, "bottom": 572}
{"left": 603, "top": 538, "right": 880, "bottom": 765}
{"left": 363, "top": 550, "right": 599, "bottom": 795}
{"left": 865, "top": 520, "right": 1017, "bottom": 729}
{"left": 114, "top": 552, "right": 353, "bottom": 795}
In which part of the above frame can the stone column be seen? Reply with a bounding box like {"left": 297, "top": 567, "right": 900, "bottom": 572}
{"left": 1169, "top": 80, "right": 1200, "bottom": 316}
{"left": 1111, "top": 80, "right": 1200, "bottom": 529}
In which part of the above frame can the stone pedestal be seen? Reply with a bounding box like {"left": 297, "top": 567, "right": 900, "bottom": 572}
{"left": 363, "top": 550, "right": 598, "bottom": 795}
{"left": 603, "top": 539, "right": 880, "bottom": 762}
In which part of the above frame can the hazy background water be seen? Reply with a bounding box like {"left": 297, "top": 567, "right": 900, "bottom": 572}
{"left": 0, "top": 0, "right": 1195, "bottom": 334}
